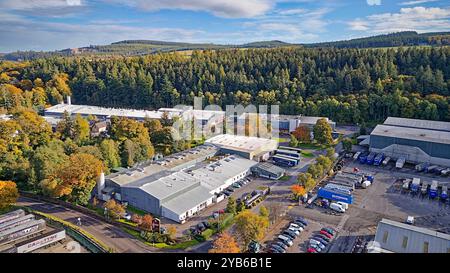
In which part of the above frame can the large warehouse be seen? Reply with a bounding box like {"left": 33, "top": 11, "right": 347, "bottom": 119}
{"left": 205, "top": 134, "right": 278, "bottom": 161}
{"left": 101, "top": 143, "right": 260, "bottom": 223}
{"left": 369, "top": 117, "right": 450, "bottom": 167}
{"left": 369, "top": 218, "right": 450, "bottom": 253}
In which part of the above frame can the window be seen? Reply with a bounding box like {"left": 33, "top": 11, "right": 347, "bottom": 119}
{"left": 423, "top": 242, "right": 429, "bottom": 253}
{"left": 402, "top": 236, "right": 408, "bottom": 249}
{"left": 382, "top": 231, "right": 389, "bottom": 243}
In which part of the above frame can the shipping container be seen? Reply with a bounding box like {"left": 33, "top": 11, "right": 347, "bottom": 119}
{"left": 0, "top": 210, "right": 25, "bottom": 226}
{"left": 317, "top": 188, "right": 353, "bottom": 204}
{"left": 16, "top": 229, "right": 66, "bottom": 253}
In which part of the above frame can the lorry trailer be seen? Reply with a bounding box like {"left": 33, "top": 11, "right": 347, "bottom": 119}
{"left": 429, "top": 181, "right": 439, "bottom": 199}
{"left": 441, "top": 186, "right": 448, "bottom": 200}
{"left": 324, "top": 184, "right": 353, "bottom": 195}
{"left": 382, "top": 157, "right": 391, "bottom": 166}
{"left": 421, "top": 182, "right": 429, "bottom": 195}
{"left": 415, "top": 163, "right": 429, "bottom": 172}
{"left": 396, "top": 157, "right": 406, "bottom": 169}
{"left": 373, "top": 153, "right": 384, "bottom": 166}
{"left": 317, "top": 188, "right": 353, "bottom": 204}
{"left": 366, "top": 152, "right": 376, "bottom": 165}
{"left": 0, "top": 215, "right": 35, "bottom": 233}
{"left": 410, "top": 178, "right": 421, "bottom": 193}
{"left": 359, "top": 152, "right": 369, "bottom": 164}
{"left": 425, "top": 165, "right": 438, "bottom": 173}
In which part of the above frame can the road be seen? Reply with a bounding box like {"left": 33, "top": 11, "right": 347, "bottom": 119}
{"left": 17, "top": 196, "right": 157, "bottom": 253}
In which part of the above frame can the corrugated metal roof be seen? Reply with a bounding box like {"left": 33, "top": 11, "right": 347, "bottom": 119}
{"left": 205, "top": 134, "right": 277, "bottom": 153}
{"left": 384, "top": 117, "right": 450, "bottom": 132}
{"left": 371, "top": 124, "right": 450, "bottom": 145}
{"left": 379, "top": 218, "right": 450, "bottom": 241}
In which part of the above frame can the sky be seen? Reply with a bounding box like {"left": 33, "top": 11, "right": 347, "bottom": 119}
{"left": 0, "top": 0, "right": 449, "bottom": 52}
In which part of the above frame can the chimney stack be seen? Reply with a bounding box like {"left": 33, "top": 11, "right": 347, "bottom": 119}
{"left": 67, "top": 96, "right": 71, "bottom": 105}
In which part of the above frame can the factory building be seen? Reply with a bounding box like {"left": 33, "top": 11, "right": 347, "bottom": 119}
{"left": 369, "top": 218, "right": 450, "bottom": 253}
{"left": 101, "top": 142, "right": 261, "bottom": 223}
{"left": 237, "top": 113, "right": 336, "bottom": 133}
{"left": 369, "top": 117, "right": 450, "bottom": 167}
{"left": 205, "top": 134, "right": 278, "bottom": 161}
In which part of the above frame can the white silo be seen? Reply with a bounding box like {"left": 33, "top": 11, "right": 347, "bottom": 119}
{"left": 67, "top": 96, "right": 72, "bottom": 105}
{"left": 97, "top": 171, "right": 105, "bottom": 197}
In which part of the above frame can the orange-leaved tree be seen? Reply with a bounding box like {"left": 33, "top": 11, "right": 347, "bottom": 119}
{"left": 0, "top": 180, "right": 19, "bottom": 210}
{"left": 209, "top": 232, "right": 240, "bottom": 253}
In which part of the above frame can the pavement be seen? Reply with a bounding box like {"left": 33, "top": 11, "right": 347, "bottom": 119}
{"left": 17, "top": 196, "right": 159, "bottom": 253}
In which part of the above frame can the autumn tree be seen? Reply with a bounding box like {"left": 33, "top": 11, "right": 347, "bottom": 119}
{"left": 291, "top": 184, "right": 306, "bottom": 200}
{"left": 0, "top": 180, "right": 19, "bottom": 210}
{"left": 234, "top": 210, "right": 269, "bottom": 249}
{"left": 39, "top": 153, "right": 103, "bottom": 205}
{"left": 259, "top": 205, "right": 269, "bottom": 218}
{"left": 13, "top": 110, "right": 52, "bottom": 147}
{"left": 167, "top": 226, "right": 177, "bottom": 240}
{"left": 139, "top": 214, "right": 154, "bottom": 231}
{"left": 289, "top": 134, "right": 298, "bottom": 147}
{"left": 209, "top": 232, "right": 240, "bottom": 253}
{"left": 131, "top": 214, "right": 142, "bottom": 225}
{"left": 298, "top": 172, "right": 316, "bottom": 191}
{"left": 104, "top": 199, "right": 125, "bottom": 220}
{"left": 292, "top": 125, "right": 311, "bottom": 143}
{"left": 226, "top": 197, "right": 237, "bottom": 215}
{"left": 313, "top": 118, "right": 333, "bottom": 145}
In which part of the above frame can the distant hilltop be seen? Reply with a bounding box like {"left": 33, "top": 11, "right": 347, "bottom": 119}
{"left": 1, "top": 31, "right": 449, "bottom": 61}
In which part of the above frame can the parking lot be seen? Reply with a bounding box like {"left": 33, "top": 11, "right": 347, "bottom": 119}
{"left": 266, "top": 155, "right": 450, "bottom": 253}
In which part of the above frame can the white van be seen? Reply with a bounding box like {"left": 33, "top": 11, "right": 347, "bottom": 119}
{"left": 330, "top": 202, "right": 345, "bottom": 213}
{"left": 278, "top": 235, "right": 293, "bottom": 246}
{"left": 336, "top": 201, "right": 348, "bottom": 210}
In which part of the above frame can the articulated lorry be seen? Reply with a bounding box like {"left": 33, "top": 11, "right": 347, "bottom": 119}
{"left": 429, "top": 181, "right": 439, "bottom": 199}
{"left": 415, "top": 163, "right": 429, "bottom": 172}
{"left": 410, "top": 178, "right": 421, "bottom": 193}
{"left": 373, "top": 153, "right": 384, "bottom": 166}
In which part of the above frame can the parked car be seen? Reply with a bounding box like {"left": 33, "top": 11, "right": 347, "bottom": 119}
{"left": 312, "top": 236, "right": 329, "bottom": 246}
{"left": 294, "top": 220, "right": 307, "bottom": 229}
{"left": 278, "top": 235, "right": 293, "bottom": 246}
{"left": 309, "top": 239, "right": 326, "bottom": 250}
{"left": 288, "top": 227, "right": 300, "bottom": 236}
{"left": 309, "top": 243, "right": 322, "bottom": 252}
{"left": 296, "top": 217, "right": 308, "bottom": 226}
{"left": 320, "top": 230, "right": 333, "bottom": 239}
{"left": 232, "top": 183, "right": 241, "bottom": 188}
{"left": 274, "top": 241, "right": 288, "bottom": 250}
{"left": 271, "top": 244, "right": 286, "bottom": 253}
{"left": 321, "top": 227, "right": 335, "bottom": 236}
{"left": 202, "top": 221, "right": 210, "bottom": 228}
{"left": 223, "top": 190, "right": 232, "bottom": 197}
{"left": 282, "top": 231, "right": 296, "bottom": 241}
{"left": 315, "top": 234, "right": 331, "bottom": 243}
{"left": 307, "top": 247, "right": 317, "bottom": 253}
{"left": 289, "top": 223, "right": 304, "bottom": 232}
{"left": 268, "top": 247, "right": 281, "bottom": 253}
{"left": 227, "top": 186, "right": 235, "bottom": 192}
{"left": 197, "top": 222, "right": 206, "bottom": 232}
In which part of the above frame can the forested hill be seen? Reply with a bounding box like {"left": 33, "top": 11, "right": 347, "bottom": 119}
{"left": 2, "top": 31, "right": 449, "bottom": 61}
{"left": 306, "top": 31, "right": 450, "bottom": 48}
{"left": 2, "top": 46, "right": 449, "bottom": 125}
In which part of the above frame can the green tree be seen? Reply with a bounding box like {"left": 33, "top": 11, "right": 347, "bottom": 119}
{"left": 289, "top": 134, "right": 298, "bottom": 147}
{"left": 226, "top": 197, "right": 237, "bottom": 215}
{"left": 313, "top": 118, "right": 333, "bottom": 145}
{"left": 342, "top": 138, "right": 353, "bottom": 152}
{"left": 99, "top": 139, "right": 121, "bottom": 170}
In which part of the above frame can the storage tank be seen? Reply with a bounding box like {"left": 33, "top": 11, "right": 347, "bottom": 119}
{"left": 97, "top": 171, "right": 105, "bottom": 197}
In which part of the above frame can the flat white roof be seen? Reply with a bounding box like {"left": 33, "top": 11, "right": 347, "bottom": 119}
{"left": 205, "top": 134, "right": 277, "bottom": 153}
{"left": 371, "top": 124, "right": 450, "bottom": 145}
{"left": 384, "top": 117, "right": 450, "bottom": 132}
{"left": 45, "top": 103, "right": 177, "bottom": 119}
{"left": 161, "top": 186, "right": 213, "bottom": 215}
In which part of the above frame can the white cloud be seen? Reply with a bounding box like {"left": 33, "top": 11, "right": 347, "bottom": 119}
{"left": 348, "top": 6, "right": 450, "bottom": 33}
{"left": 104, "top": 0, "right": 275, "bottom": 18}
{"left": 0, "top": 0, "right": 83, "bottom": 10}
{"left": 367, "top": 0, "right": 381, "bottom": 6}
{"left": 399, "top": 0, "right": 438, "bottom": 6}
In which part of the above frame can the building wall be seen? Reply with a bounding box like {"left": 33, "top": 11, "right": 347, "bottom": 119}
{"left": 161, "top": 196, "right": 214, "bottom": 223}
{"left": 121, "top": 187, "right": 161, "bottom": 215}
{"left": 219, "top": 148, "right": 251, "bottom": 159}
{"left": 374, "top": 223, "right": 450, "bottom": 253}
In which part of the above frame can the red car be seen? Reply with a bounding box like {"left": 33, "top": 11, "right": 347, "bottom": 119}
{"left": 320, "top": 230, "right": 333, "bottom": 238}
{"left": 216, "top": 209, "right": 225, "bottom": 214}
{"left": 307, "top": 247, "right": 317, "bottom": 253}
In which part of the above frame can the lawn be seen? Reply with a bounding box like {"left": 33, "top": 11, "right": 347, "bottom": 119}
{"left": 279, "top": 175, "right": 291, "bottom": 181}
{"left": 301, "top": 151, "right": 314, "bottom": 158}
{"left": 126, "top": 205, "right": 147, "bottom": 216}
{"left": 272, "top": 137, "right": 289, "bottom": 143}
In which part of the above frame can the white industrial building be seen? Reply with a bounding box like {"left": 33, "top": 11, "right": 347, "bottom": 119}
{"left": 100, "top": 142, "right": 260, "bottom": 223}
{"left": 369, "top": 219, "right": 450, "bottom": 253}
{"left": 237, "top": 113, "right": 336, "bottom": 133}
{"left": 369, "top": 117, "right": 450, "bottom": 167}
{"left": 205, "top": 134, "right": 278, "bottom": 161}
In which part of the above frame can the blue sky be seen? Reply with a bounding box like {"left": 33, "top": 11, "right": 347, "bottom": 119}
{"left": 0, "top": 0, "right": 449, "bottom": 52}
